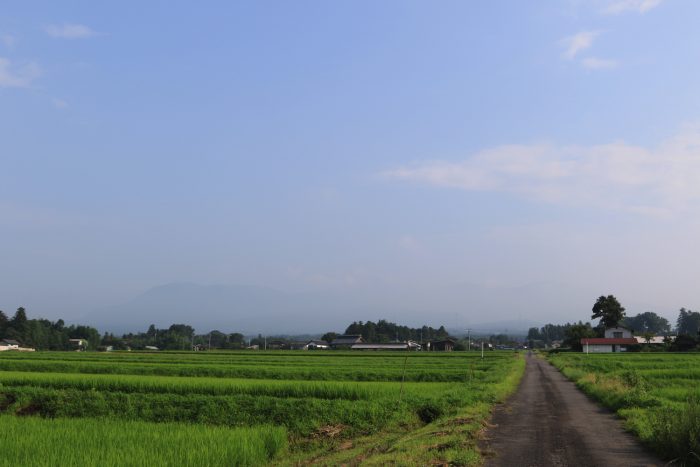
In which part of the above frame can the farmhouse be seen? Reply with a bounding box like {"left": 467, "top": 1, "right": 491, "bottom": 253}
{"left": 305, "top": 340, "right": 329, "bottom": 350}
{"left": 581, "top": 326, "right": 637, "bottom": 353}
{"left": 330, "top": 335, "right": 364, "bottom": 349}
{"left": 0, "top": 339, "right": 20, "bottom": 351}
{"left": 427, "top": 339, "right": 456, "bottom": 352}
{"left": 0, "top": 339, "right": 35, "bottom": 352}
{"left": 351, "top": 341, "right": 422, "bottom": 351}
{"left": 69, "top": 338, "right": 88, "bottom": 351}
{"left": 634, "top": 335, "right": 674, "bottom": 345}
{"left": 267, "top": 340, "right": 287, "bottom": 350}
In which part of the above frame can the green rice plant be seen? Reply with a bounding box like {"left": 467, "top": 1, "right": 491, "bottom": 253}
{"left": 0, "top": 415, "right": 287, "bottom": 466}
{"left": 0, "top": 350, "right": 525, "bottom": 465}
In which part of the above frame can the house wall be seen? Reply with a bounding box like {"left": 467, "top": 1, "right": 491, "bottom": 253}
{"left": 604, "top": 327, "right": 632, "bottom": 338}
{"left": 585, "top": 344, "right": 613, "bottom": 353}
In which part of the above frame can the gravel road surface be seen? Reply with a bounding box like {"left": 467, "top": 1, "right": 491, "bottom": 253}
{"left": 480, "top": 352, "right": 662, "bottom": 467}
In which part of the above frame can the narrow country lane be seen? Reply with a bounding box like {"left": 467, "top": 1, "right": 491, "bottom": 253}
{"left": 480, "top": 352, "right": 662, "bottom": 467}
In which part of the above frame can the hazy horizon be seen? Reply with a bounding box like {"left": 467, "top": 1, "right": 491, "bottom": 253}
{"left": 2, "top": 1, "right": 698, "bottom": 333}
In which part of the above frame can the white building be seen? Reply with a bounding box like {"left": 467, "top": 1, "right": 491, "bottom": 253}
{"left": 0, "top": 339, "right": 20, "bottom": 351}
{"left": 581, "top": 327, "right": 637, "bottom": 353}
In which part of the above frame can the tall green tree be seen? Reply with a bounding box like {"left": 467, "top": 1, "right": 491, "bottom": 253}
{"left": 623, "top": 312, "right": 670, "bottom": 335}
{"left": 0, "top": 310, "right": 8, "bottom": 336}
{"left": 564, "top": 322, "right": 596, "bottom": 351}
{"left": 591, "top": 295, "right": 626, "bottom": 329}
{"left": 676, "top": 308, "right": 700, "bottom": 335}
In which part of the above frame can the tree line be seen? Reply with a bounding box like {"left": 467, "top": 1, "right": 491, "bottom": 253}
{"left": 0, "top": 307, "right": 101, "bottom": 350}
{"left": 527, "top": 295, "right": 700, "bottom": 351}
{"left": 332, "top": 319, "right": 451, "bottom": 343}
{"left": 1, "top": 309, "right": 457, "bottom": 351}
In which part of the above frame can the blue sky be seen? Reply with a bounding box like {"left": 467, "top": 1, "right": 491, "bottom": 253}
{"left": 2, "top": 0, "right": 699, "bottom": 330}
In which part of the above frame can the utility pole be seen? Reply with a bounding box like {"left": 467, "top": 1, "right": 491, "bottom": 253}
{"left": 481, "top": 341, "right": 484, "bottom": 359}
{"left": 466, "top": 329, "right": 471, "bottom": 351}
{"left": 208, "top": 333, "right": 212, "bottom": 351}
{"left": 264, "top": 335, "right": 267, "bottom": 351}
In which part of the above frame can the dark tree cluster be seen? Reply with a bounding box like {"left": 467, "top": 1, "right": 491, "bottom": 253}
{"left": 341, "top": 320, "right": 450, "bottom": 343}
{"left": 0, "top": 307, "right": 100, "bottom": 350}
{"left": 622, "top": 312, "right": 671, "bottom": 335}
{"left": 527, "top": 322, "right": 596, "bottom": 351}
{"left": 676, "top": 308, "right": 700, "bottom": 336}
{"left": 118, "top": 324, "right": 247, "bottom": 351}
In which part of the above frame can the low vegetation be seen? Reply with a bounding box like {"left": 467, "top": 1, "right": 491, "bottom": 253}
{"left": 0, "top": 350, "right": 524, "bottom": 465}
{"left": 548, "top": 353, "right": 700, "bottom": 465}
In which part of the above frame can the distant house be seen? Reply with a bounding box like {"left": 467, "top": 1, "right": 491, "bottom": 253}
{"left": 267, "top": 340, "right": 287, "bottom": 350}
{"left": 330, "top": 335, "right": 364, "bottom": 349}
{"left": 145, "top": 345, "right": 160, "bottom": 351}
{"left": 634, "top": 335, "right": 675, "bottom": 345}
{"left": 0, "top": 339, "right": 35, "bottom": 352}
{"left": 0, "top": 339, "right": 20, "bottom": 351}
{"left": 427, "top": 339, "right": 455, "bottom": 352}
{"left": 351, "top": 340, "right": 422, "bottom": 351}
{"left": 289, "top": 341, "right": 310, "bottom": 350}
{"left": 68, "top": 339, "right": 88, "bottom": 351}
{"left": 246, "top": 344, "right": 259, "bottom": 350}
{"left": 581, "top": 327, "right": 637, "bottom": 353}
{"left": 306, "top": 340, "right": 330, "bottom": 350}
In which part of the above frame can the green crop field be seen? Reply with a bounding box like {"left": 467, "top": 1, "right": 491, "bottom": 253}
{"left": 0, "top": 350, "right": 524, "bottom": 466}
{"left": 548, "top": 353, "right": 700, "bottom": 465}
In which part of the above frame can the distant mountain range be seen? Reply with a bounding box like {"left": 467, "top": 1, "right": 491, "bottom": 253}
{"left": 81, "top": 280, "right": 604, "bottom": 336}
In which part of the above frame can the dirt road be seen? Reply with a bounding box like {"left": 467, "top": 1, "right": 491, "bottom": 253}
{"left": 480, "top": 352, "right": 661, "bottom": 467}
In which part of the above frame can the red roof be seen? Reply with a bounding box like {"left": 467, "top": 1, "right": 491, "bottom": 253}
{"left": 580, "top": 338, "right": 638, "bottom": 345}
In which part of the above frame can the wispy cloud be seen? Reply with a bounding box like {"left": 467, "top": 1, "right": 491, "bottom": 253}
{"left": 45, "top": 23, "right": 96, "bottom": 39}
{"left": 384, "top": 124, "right": 700, "bottom": 217}
{"left": 52, "top": 98, "right": 69, "bottom": 109}
{"left": 581, "top": 57, "right": 618, "bottom": 69}
{"left": 603, "top": 0, "right": 665, "bottom": 14}
{"left": 561, "top": 31, "right": 600, "bottom": 60}
{"left": 0, "top": 57, "right": 41, "bottom": 88}
{"left": 2, "top": 34, "right": 16, "bottom": 49}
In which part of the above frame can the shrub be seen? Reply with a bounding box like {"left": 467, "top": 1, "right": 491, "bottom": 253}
{"left": 649, "top": 398, "right": 700, "bottom": 465}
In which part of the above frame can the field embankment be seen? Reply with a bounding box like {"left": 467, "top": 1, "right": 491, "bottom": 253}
{"left": 548, "top": 352, "right": 700, "bottom": 465}
{"left": 0, "top": 350, "right": 524, "bottom": 465}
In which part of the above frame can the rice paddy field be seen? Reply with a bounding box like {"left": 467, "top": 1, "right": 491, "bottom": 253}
{"left": 0, "top": 350, "right": 524, "bottom": 466}
{"left": 548, "top": 353, "right": 700, "bottom": 465}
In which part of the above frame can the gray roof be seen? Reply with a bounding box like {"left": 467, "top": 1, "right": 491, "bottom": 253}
{"left": 352, "top": 344, "right": 409, "bottom": 350}
{"left": 1, "top": 339, "right": 20, "bottom": 345}
{"left": 331, "top": 335, "right": 363, "bottom": 345}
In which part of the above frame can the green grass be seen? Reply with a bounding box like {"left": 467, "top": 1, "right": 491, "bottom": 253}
{"left": 548, "top": 352, "right": 700, "bottom": 465}
{"left": 0, "top": 350, "right": 525, "bottom": 465}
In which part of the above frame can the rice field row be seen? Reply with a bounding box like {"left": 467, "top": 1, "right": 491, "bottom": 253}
{"left": 0, "top": 415, "right": 286, "bottom": 467}
{"left": 0, "top": 351, "right": 492, "bottom": 381}
{"left": 0, "top": 350, "right": 525, "bottom": 465}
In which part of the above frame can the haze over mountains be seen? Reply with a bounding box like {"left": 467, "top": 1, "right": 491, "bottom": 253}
{"left": 79, "top": 281, "right": 636, "bottom": 335}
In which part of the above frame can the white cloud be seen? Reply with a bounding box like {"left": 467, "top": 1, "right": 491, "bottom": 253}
{"left": 45, "top": 23, "right": 96, "bottom": 39}
{"left": 603, "top": 0, "right": 664, "bottom": 14}
{"left": 581, "top": 57, "right": 618, "bottom": 69}
{"left": 2, "top": 34, "right": 16, "bottom": 49}
{"left": 384, "top": 124, "right": 700, "bottom": 217}
{"left": 52, "top": 98, "right": 68, "bottom": 109}
{"left": 0, "top": 57, "right": 41, "bottom": 88}
{"left": 561, "top": 31, "right": 600, "bottom": 60}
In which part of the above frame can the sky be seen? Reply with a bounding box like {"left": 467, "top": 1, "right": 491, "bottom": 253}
{"left": 2, "top": 0, "right": 699, "bottom": 332}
